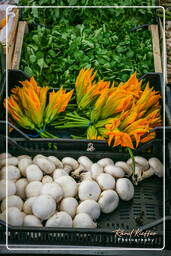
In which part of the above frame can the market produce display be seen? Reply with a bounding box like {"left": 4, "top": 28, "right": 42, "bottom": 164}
{"left": 19, "top": 0, "right": 155, "bottom": 87}
{"left": 0, "top": 153, "right": 163, "bottom": 228}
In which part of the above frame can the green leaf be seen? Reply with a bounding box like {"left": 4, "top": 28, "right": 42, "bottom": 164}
{"left": 24, "top": 66, "right": 33, "bottom": 77}
{"left": 29, "top": 55, "right": 37, "bottom": 63}
{"left": 37, "top": 58, "right": 44, "bottom": 69}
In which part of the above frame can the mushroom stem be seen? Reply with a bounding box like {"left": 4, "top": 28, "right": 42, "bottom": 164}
{"left": 141, "top": 167, "right": 155, "bottom": 181}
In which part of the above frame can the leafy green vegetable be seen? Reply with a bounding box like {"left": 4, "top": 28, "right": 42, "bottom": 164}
{"left": 20, "top": 0, "right": 155, "bottom": 87}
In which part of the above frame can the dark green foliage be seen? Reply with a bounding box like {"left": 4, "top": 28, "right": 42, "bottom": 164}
{"left": 20, "top": 0, "right": 155, "bottom": 87}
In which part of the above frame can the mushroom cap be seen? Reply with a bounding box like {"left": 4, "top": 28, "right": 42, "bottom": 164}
{"left": 98, "top": 190, "right": 119, "bottom": 213}
{"left": 23, "top": 197, "right": 36, "bottom": 214}
{"left": 55, "top": 176, "right": 78, "bottom": 198}
{"left": 0, "top": 157, "right": 18, "bottom": 167}
{"left": 116, "top": 178, "right": 134, "bottom": 201}
{"left": 127, "top": 156, "right": 149, "bottom": 171}
{"left": 42, "top": 175, "right": 53, "bottom": 184}
{"left": 62, "top": 157, "right": 79, "bottom": 171}
{"left": 17, "top": 155, "right": 32, "bottom": 161}
{"left": 45, "top": 211, "right": 72, "bottom": 227}
{"left": 53, "top": 169, "right": 68, "bottom": 180}
{"left": 59, "top": 197, "right": 78, "bottom": 218}
{"left": 115, "top": 161, "right": 132, "bottom": 176}
{"left": 0, "top": 165, "right": 20, "bottom": 181}
{"left": 91, "top": 163, "right": 103, "bottom": 179}
{"left": 48, "top": 156, "right": 63, "bottom": 169}
{"left": 104, "top": 165, "right": 124, "bottom": 178}
{"left": 78, "top": 180, "right": 101, "bottom": 201}
{"left": 32, "top": 195, "right": 56, "bottom": 220}
{"left": 33, "top": 154, "right": 44, "bottom": 162}
{"left": 97, "top": 158, "right": 114, "bottom": 168}
{"left": 0, "top": 153, "right": 12, "bottom": 160}
{"left": 34, "top": 157, "right": 56, "bottom": 174}
{"left": 73, "top": 213, "right": 97, "bottom": 228}
{"left": 78, "top": 156, "right": 93, "bottom": 170}
{"left": 40, "top": 182, "right": 64, "bottom": 202}
{"left": 77, "top": 199, "right": 100, "bottom": 220}
{"left": 18, "top": 158, "right": 32, "bottom": 177}
{"left": 0, "top": 179, "right": 16, "bottom": 201}
{"left": 4, "top": 207, "right": 24, "bottom": 226}
{"left": 96, "top": 173, "right": 115, "bottom": 190}
{"left": 148, "top": 157, "right": 163, "bottom": 177}
{"left": 16, "top": 178, "right": 28, "bottom": 200}
{"left": 25, "top": 181, "right": 43, "bottom": 198}
{"left": 1, "top": 195, "right": 23, "bottom": 212}
{"left": 23, "top": 215, "right": 42, "bottom": 227}
{"left": 26, "top": 164, "right": 43, "bottom": 182}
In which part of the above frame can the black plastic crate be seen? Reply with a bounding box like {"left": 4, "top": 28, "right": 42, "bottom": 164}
{"left": 0, "top": 135, "right": 169, "bottom": 249}
{"left": 0, "top": 69, "right": 167, "bottom": 152}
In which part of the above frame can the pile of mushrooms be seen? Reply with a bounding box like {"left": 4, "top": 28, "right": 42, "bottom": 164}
{"left": 0, "top": 153, "right": 163, "bottom": 228}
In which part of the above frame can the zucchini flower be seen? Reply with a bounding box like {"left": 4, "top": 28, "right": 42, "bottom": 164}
{"left": 4, "top": 96, "right": 35, "bottom": 130}
{"left": 44, "top": 87, "right": 73, "bottom": 124}
{"left": 75, "top": 68, "right": 110, "bottom": 110}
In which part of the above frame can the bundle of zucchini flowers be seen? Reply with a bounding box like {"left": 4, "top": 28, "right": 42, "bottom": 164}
{"left": 4, "top": 68, "right": 161, "bottom": 150}
{"left": 53, "top": 68, "right": 161, "bottom": 150}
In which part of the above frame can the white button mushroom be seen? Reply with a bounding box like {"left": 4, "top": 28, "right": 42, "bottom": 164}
{"left": 131, "top": 164, "right": 145, "bottom": 185}
{"left": 79, "top": 171, "right": 92, "bottom": 181}
{"left": 59, "top": 197, "right": 78, "bottom": 218}
{"left": 25, "top": 181, "right": 43, "bottom": 198}
{"left": 0, "top": 211, "right": 6, "bottom": 222}
{"left": 33, "top": 157, "right": 56, "bottom": 174}
{"left": 97, "top": 158, "right": 114, "bottom": 168}
{"left": 32, "top": 195, "right": 56, "bottom": 220}
{"left": 127, "top": 156, "right": 149, "bottom": 171}
{"left": 48, "top": 156, "right": 63, "bottom": 168}
{"left": 0, "top": 180, "right": 16, "bottom": 201}
{"left": 16, "top": 178, "right": 28, "bottom": 200}
{"left": 3, "top": 207, "right": 24, "bottom": 226}
{"left": 55, "top": 176, "right": 78, "bottom": 198}
{"left": 78, "top": 156, "right": 93, "bottom": 170}
{"left": 148, "top": 157, "right": 163, "bottom": 177}
{"left": 23, "top": 197, "right": 36, "bottom": 214}
{"left": 62, "top": 157, "right": 79, "bottom": 173}
{"left": 45, "top": 211, "right": 72, "bottom": 227}
{"left": 141, "top": 167, "right": 155, "bottom": 181}
{"left": 1, "top": 195, "right": 23, "bottom": 212}
{"left": 33, "top": 154, "right": 44, "bottom": 162}
{"left": 53, "top": 169, "right": 68, "bottom": 180}
{"left": 0, "top": 157, "right": 18, "bottom": 167}
{"left": 40, "top": 182, "right": 63, "bottom": 202}
{"left": 115, "top": 161, "right": 132, "bottom": 176}
{"left": 104, "top": 165, "right": 124, "bottom": 178}
{"left": 21, "top": 211, "right": 26, "bottom": 219}
{"left": 18, "top": 158, "right": 32, "bottom": 177}
{"left": 42, "top": 175, "right": 53, "bottom": 184}
{"left": 17, "top": 155, "right": 32, "bottom": 161}
{"left": 0, "top": 165, "right": 20, "bottom": 181}
{"left": 78, "top": 180, "right": 101, "bottom": 201}
{"left": 77, "top": 199, "right": 100, "bottom": 220}
{"left": 98, "top": 190, "right": 119, "bottom": 213}
{"left": 116, "top": 178, "right": 134, "bottom": 201}
{"left": 91, "top": 163, "right": 103, "bottom": 179}
{"left": 96, "top": 173, "right": 115, "bottom": 191}
{"left": 73, "top": 213, "right": 97, "bottom": 228}
{"left": 71, "top": 164, "right": 85, "bottom": 179}
{"left": 23, "top": 215, "right": 42, "bottom": 227}
{"left": 25, "top": 164, "right": 43, "bottom": 182}
{"left": 0, "top": 153, "right": 12, "bottom": 160}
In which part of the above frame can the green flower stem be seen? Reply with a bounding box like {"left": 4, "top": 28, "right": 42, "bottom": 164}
{"left": 127, "top": 147, "right": 135, "bottom": 177}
